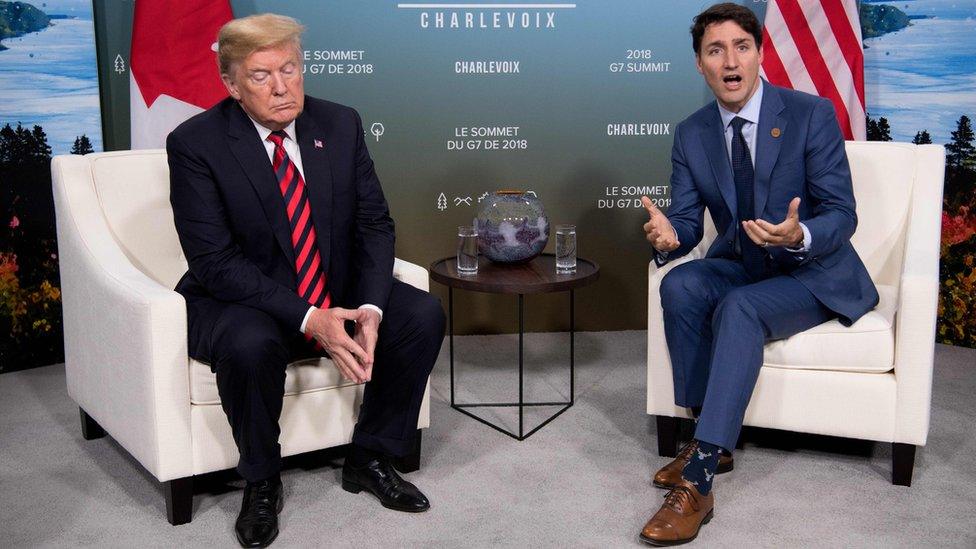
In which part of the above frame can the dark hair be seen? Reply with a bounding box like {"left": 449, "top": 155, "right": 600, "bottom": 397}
{"left": 691, "top": 3, "right": 762, "bottom": 54}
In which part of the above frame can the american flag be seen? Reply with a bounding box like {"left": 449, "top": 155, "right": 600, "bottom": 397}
{"left": 760, "top": 0, "right": 866, "bottom": 140}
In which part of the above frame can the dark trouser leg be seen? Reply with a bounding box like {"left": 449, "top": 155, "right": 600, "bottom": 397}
{"left": 352, "top": 279, "right": 445, "bottom": 457}
{"left": 392, "top": 430, "right": 423, "bottom": 473}
{"left": 209, "top": 304, "right": 290, "bottom": 483}
{"left": 660, "top": 259, "right": 751, "bottom": 408}
{"left": 694, "top": 275, "right": 833, "bottom": 451}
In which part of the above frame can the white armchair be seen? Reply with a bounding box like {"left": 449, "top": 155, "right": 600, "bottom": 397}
{"left": 52, "top": 150, "right": 432, "bottom": 524}
{"left": 647, "top": 142, "right": 945, "bottom": 486}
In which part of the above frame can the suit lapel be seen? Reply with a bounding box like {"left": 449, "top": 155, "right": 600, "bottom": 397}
{"left": 226, "top": 102, "right": 295, "bottom": 266}
{"left": 295, "top": 109, "right": 334, "bottom": 278}
{"left": 754, "top": 81, "right": 788, "bottom": 217}
{"left": 700, "top": 105, "right": 738, "bottom": 219}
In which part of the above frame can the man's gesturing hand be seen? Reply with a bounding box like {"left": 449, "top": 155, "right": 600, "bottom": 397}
{"left": 305, "top": 307, "right": 370, "bottom": 383}
{"left": 641, "top": 196, "right": 679, "bottom": 252}
{"left": 352, "top": 308, "right": 380, "bottom": 381}
{"left": 742, "top": 197, "right": 804, "bottom": 248}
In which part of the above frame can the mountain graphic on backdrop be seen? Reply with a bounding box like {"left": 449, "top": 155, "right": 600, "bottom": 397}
{"left": 0, "top": 1, "right": 51, "bottom": 51}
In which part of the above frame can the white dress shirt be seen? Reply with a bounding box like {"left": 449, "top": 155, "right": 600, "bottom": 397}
{"left": 249, "top": 117, "right": 383, "bottom": 332}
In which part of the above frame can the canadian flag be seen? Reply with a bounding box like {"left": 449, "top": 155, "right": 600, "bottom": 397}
{"left": 129, "top": 0, "right": 233, "bottom": 149}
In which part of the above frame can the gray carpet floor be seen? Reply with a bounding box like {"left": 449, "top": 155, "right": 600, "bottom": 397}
{"left": 2, "top": 331, "right": 975, "bottom": 548}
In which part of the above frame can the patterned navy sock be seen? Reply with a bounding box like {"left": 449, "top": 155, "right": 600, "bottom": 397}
{"left": 680, "top": 439, "right": 722, "bottom": 495}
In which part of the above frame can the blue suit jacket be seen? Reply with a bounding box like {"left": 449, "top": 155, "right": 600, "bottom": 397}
{"left": 168, "top": 96, "right": 395, "bottom": 354}
{"left": 660, "top": 82, "right": 878, "bottom": 325}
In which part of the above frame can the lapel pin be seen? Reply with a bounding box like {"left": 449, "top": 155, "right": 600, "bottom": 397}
{"left": 314, "top": 139, "right": 324, "bottom": 149}
{"left": 771, "top": 128, "right": 781, "bottom": 138}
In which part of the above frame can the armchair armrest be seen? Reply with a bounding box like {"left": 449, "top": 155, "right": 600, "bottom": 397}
{"left": 393, "top": 258, "right": 429, "bottom": 292}
{"left": 892, "top": 145, "right": 945, "bottom": 445}
{"left": 391, "top": 257, "right": 433, "bottom": 428}
{"left": 53, "top": 155, "right": 193, "bottom": 482}
{"left": 647, "top": 236, "right": 711, "bottom": 417}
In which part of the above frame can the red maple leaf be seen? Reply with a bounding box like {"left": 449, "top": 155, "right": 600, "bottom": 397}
{"left": 130, "top": 1, "right": 233, "bottom": 110}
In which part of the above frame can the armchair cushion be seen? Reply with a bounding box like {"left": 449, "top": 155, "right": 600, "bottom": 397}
{"left": 190, "top": 358, "right": 359, "bottom": 405}
{"left": 762, "top": 284, "right": 896, "bottom": 373}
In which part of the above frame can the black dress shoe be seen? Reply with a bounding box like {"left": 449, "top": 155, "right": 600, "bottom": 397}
{"left": 235, "top": 477, "right": 284, "bottom": 548}
{"left": 341, "top": 457, "right": 430, "bottom": 512}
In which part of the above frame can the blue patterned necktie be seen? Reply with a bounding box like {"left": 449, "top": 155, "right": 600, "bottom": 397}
{"left": 730, "top": 116, "right": 765, "bottom": 278}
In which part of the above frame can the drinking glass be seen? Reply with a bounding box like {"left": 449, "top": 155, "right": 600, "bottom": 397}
{"left": 456, "top": 225, "right": 478, "bottom": 274}
{"left": 555, "top": 224, "right": 577, "bottom": 273}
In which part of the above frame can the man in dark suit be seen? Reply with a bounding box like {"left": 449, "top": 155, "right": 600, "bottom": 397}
{"left": 638, "top": 4, "right": 878, "bottom": 545}
{"left": 168, "top": 13, "right": 444, "bottom": 548}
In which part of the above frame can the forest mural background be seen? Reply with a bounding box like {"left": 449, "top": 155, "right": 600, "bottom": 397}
{"left": 1, "top": 0, "right": 100, "bottom": 371}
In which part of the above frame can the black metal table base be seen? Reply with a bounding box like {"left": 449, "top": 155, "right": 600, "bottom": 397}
{"left": 449, "top": 289, "right": 575, "bottom": 441}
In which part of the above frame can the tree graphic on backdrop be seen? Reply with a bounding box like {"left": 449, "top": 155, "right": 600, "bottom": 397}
{"left": 946, "top": 116, "right": 975, "bottom": 172}
{"left": 0, "top": 123, "right": 66, "bottom": 371}
{"left": 912, "top": 130, "right": 932, "bottom": 145}
{"left": 70, "top": 135, "right": 94, "bottom": 156}
{"left": 866, "top": 114, "right": 892, "bottom": 142}
{"left": 935, "top": 116, "right": 976, "bottom": 347}
{"left": 865, "top": 113, "right": 976, "bottom": 347}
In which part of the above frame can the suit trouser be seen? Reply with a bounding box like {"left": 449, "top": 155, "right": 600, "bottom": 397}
{"left": 660, "top": 258, "right": 834, "bottom": 451}
{"left": 189, "top": 279, "right": 445, "bottom": 482}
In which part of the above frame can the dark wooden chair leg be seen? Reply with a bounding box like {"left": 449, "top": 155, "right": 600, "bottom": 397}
{"left": 679, "top": 417, "right": 697, "bottom": 443}
{"left": 164, "top": 477, "right": 194, "bottom": 525}
{"left": 892, "top": 443, "right": 916, "bottom": 487}
{"left": 79, "top": 408, "right": 106, "bottom": 440}
{"left": 392, "top": 429, "right": 423, "bottom": 473}
{"left": 656, "top": 416, "right": 680, "bottom": 458}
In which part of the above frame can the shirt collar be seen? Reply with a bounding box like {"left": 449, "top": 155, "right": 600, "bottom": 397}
{"left": 718, "top": 79, "right": 764, "bottom": 129}
{"left": 248, "top": 115, "right": 297, "bottom": 144}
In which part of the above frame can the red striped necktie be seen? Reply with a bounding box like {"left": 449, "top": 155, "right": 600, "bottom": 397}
{"left": 267, "top": 130, "right": 331, "bottom": 317}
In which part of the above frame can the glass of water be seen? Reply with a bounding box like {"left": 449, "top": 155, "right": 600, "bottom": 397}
{"left": 456, "top": 225, "right": 478, "bottom": 275}
{"left": 555, "top": 224, "right": 577, "bottom": 273}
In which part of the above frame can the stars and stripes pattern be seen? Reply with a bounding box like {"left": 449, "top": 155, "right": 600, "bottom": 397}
{"left": 267, "top": 131, "right": 331, "bottom": 322}
{"left": 760, "top": 0, "right": 866, "bottom": 140}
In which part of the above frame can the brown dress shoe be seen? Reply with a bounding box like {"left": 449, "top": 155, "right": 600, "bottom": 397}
{"left": 639, "top": 479, "right": 714, "bottom": 546}
{"left": 652, "top": 440, "right": 733, "bottom": 489}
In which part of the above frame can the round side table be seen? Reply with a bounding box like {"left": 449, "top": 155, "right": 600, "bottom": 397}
{"left": 430, "top": 253, "right": 599, "bottom": 440}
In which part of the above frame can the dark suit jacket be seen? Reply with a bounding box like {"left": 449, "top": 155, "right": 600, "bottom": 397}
{"left": 660, "top": 82, "right": 878, "bottom": 325}
{"left": 168, "top": 96, "right": 395, "bottom": 355}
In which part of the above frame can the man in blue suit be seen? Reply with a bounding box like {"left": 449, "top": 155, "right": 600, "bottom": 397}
{"left": 638, "top": 4, "right": 878, "bottom": 545}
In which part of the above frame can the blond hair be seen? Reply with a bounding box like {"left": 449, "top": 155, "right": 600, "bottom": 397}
{"left": 217, "top": 13, "right": 305, "bottom": 76}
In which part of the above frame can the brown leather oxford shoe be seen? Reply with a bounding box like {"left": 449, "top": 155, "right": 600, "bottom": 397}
{"left": 639, "top": 479, "right": 714, "bottom": 546}
{"left": 652, "top": 440, "right": 733, "bottom": 489}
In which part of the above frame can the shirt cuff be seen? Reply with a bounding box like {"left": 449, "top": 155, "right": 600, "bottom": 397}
{"left": 299, "top": 306, "right": 315, "bottom": 334}
{"left": 655, "top": 226, "right": 680, "bottom": 259}
{"left": 785, "top": 222, "right": 812, "bottom": 253}
{"left": 359, "top": 304, "right": 383, "bottom": 321}
{"left": 300, "top": 304, "right": 384, "bottom": 334}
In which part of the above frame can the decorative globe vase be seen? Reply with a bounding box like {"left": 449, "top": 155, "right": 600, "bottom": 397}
{"left": 476, "top": 190, "right": 549, "bottom": 263}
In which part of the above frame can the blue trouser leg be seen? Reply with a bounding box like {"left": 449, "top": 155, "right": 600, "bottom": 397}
{"left": 693, "top": 274, "right": 833, "bottom": 451}
{"left": 660, "top": 259, "right": 751, "bottom": 407}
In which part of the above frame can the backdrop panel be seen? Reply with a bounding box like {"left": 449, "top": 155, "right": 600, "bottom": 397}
{"left": 95, "top": 0, "right": 712, "bottom": 334}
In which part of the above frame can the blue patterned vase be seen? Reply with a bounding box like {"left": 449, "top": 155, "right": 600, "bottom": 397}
{"left": 475, "top": 190, "right": 549, "bottom": 263}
